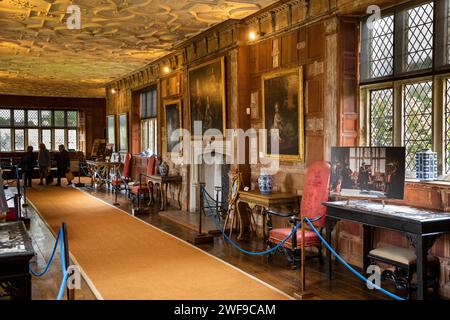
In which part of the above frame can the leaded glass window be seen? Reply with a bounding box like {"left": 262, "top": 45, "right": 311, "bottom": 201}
{"left": 0, "top": 129, "right": 11, "bottom": 152}
{"left": 15, "top": 129, "right": 25, "bottom": 151}
{"left": 54, "top": 129, "right": 65, "bottom": 148}
{"left": 0, "top": 109, "right": 10, "bottom": 127}
{"left": 446, "top": 79, "right": 450, "bottom": 174}
{"left": 368, "top": 15, "right": 394, "bottom": 78}
{"left": 67, "top": 111, "right": 78, "bottom": 127}
{"left": 42, "top": 129, "right": 52, "bottom": 150}
{"left": 13, "top": 110, "right": 25, "bottom": 127}
{"left": 27, "top": 129, "right": 39, "bottom": 150}
{"left": 54, "top": 111, "right": 65, "bottom": 127}
{"left": 41, "top": 110, "right": 52, "bottom": 127}
{"left": 404, "top": 81, "right": 433, "bottom": 172}
{"left": 68, "top": 129, "right": 77, "bottom": 150}
{"left": 404, "top": 2, "right": 434, "bottom": 72}
{"left": 370, "top": 89, "right": 394, "bottom": 146}
{"left": 27, "top": 110, "right": 39, "bottom": 127}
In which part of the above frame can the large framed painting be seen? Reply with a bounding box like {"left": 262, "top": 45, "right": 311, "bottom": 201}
{"left": 262, "top": 67, "right": 304, "bottom": 161}
{"left": 119, "top": 113, "right": 128, "bottom": 152}
{"left": 188, "top": 57, "right": 226, "bottom": 135}
{"left": 107, "top": 115, "right": 115, "bottom": 149}
{"left": 164, "top": 99, "right": 182, "bottom": 154}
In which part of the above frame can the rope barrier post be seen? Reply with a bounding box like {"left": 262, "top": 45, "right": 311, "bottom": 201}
{"left": 62, "top": 223, "right": 75, "bottom": 301}
{"left": 14, "top": 194, "right": 21, "bottom": 221}
{"left": 294, "top": 214, "right": 314, "bottom": 300}
{"left": 113, "top": 165, "right": 120, "bottom": 206}
{"left": 22, "top": 172, "right": 29, "bottom": 209}
{"left": 189, "top": 183, "right": 214, "bottom": 245}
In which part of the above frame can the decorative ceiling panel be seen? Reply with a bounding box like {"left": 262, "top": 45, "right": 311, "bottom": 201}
{"left": 0, "top": 0, "right": 276, "bottom": 97}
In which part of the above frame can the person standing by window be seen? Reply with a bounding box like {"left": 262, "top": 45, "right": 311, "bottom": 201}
{"left": 21, "top": 146, "right": 36, "bottom": 188}
{"left": 38, "top": 143, "right": 50, "bottom": 186}
{"left": 56, "top": 145, "right": 71, "bottom": 186}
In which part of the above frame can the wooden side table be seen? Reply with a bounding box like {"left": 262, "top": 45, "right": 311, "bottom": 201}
{"left": 236, "top": 191, "right": 300, "bottom": 240}
{"left": 147, "top": 175, "right": 182, "bottom": 211}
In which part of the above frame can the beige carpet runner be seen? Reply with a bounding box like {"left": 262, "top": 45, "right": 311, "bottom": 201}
{"left": 27, "top": 187, "right": 290, "bottom": 300}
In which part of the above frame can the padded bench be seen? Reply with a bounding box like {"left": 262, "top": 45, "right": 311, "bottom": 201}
{"left": 368, "top": 246, "right": 440, "bottom": 300}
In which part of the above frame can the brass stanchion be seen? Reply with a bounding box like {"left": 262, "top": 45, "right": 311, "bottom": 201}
{"left": 113, "top": 166, "right": 120, "bottom": 206}
{"left": 62, "top": 223, "right": 75, "bottom": 301}
{"left": 22, "top": 172, "right": 29, "bottom": 208}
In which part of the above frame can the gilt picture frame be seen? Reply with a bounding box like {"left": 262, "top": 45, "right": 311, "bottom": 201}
{"left": 164, "top": 99, "right": 182, "bottom": 155}
{"left": 188, "top": 57, "right": 226, "bottom": 136}
{"left": 262, "top": 67, "right": 304, "bottom": 162}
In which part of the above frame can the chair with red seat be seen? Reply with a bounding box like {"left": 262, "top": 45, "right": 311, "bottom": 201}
{"left": 130, "top": 155, "right": 156, "bottom": 202}
{"left": 265, "top": 161, "right": 331, "bottom": 269}
{"left": 121, "top": 153, "right": 132, "bottom": 195}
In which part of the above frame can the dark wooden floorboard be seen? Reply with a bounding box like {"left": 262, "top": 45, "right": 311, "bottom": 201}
{"left": 18, "top": 181, "right": 398, "bottom": 300}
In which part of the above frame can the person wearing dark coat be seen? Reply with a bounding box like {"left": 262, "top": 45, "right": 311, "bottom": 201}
{"left": 56, "top": 145, "right": 71, "bottom": 186}
{"left": 21, "top": 146, "right": 37, "bottom": 188}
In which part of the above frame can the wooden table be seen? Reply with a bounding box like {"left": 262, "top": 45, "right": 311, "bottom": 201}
{"left": 147, "top": 175, "right": 182, "bottom": 211}
{"left": 0, "top": 221, "right": 34, "bottom": 300}
{"left": 324, "top": 200, "right": 450, "bottom": 300}
{"left": 236, "top": 190, "right": 300, "bottom": 241}
{"left": 85, "top": 160, "right": 121, "bottom": 189}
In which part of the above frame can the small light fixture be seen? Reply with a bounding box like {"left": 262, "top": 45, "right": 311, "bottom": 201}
{"left": 111, "top": 88, "right": 116, "bottom": 94}
{"left": 248, "top": 31, "right": 257, "bottom": 41}
{"left": 163, "top": 66, "right": 171, "bottom": 74}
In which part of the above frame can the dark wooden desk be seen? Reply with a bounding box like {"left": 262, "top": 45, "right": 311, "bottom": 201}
{"left": 0, "top": 221, "right": 34, "bottom": 300}
{"left": 324, "top": 201, "right": 450, "bottom": 300}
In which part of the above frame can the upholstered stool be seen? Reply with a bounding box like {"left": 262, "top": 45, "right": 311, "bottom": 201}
{"left": 368, "top": 246, "right": 439, "bottom": 299}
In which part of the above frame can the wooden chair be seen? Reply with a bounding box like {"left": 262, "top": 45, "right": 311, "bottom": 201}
{"left": 368, "top": 246, "right": 440, "bottom": 299}
{"left": 265, "top": 161, "right": 331, "bottom": 269}
{"left": 129, "top": 155, "right": 156, "bottom": 202}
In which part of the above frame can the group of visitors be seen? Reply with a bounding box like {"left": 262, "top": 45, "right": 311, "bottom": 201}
{"left": 20, "top": 144, "right": 72, "bottom": 188}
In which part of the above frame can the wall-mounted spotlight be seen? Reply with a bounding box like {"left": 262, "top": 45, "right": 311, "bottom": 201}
{"left": 248, "top": 31, "right": 257, "bottom": 41}
{"left": 111, "top": 88, "right": 116, "bottom": 94}
{"left": 163, "top": 66, "right": 171, "bottom": 74}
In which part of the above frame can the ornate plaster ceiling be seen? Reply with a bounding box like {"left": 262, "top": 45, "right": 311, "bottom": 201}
{"left": 0, "top": 0, "right": 276, "bottom": 98}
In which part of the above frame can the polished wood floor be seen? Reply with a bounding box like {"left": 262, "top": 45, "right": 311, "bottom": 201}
{"left": 16, "top": 179, "right": 395, "bottom": 300}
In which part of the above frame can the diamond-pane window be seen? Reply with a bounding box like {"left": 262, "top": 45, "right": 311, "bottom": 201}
{"left": 368, "top": 15, "right": 394, "bottom": 78}
{"left": 446, "top": 79, "right": 450, "bottom": 174}
{"left": 68, "top": 129, "right": 77, "bottom": 150}
{"left": 41, "top": 110, "right": 52, "bottom": 127}
{"left": 404, "top": 81, "right": 433, "bottom": 172}
{"left": 54, "top": 129, "right": 65, "bottom": 149}
{"left": 27, "top": 110, "right": 39, "bottom": 127}
{"left": 42, "top": 129, "right": 52, "bottom": 150}
{"left": 54, "top": 111, "right": 65, "bottom": 127}
{"left": 27, "top": 129, "right": 39, "bottom": 150}
{"left": 13, "top": 110, "right": 25, "bottom": 127}
{"left": 15, "top": 129, "right": 25, "bottom": 151}
{"left": 405, "top": 2, "right": 434, "bottom": 72}
{"left": 67, "top": 111, "right": 78, "bottom": 127}
{"left": 0, "top": 109, "right": 11, "bottom": 126}
{"left": 370, "top": 89, "right": 394, "bottom": 146}
{"left": 0, "top": 129, "right": 11, "bottom": 152}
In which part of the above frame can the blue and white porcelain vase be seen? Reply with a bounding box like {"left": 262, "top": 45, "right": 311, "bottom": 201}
{"left": 159, "top": 162, "right": 169, "bottom": 177}
{"left": 258, "top": 173, "right": 273, "bottom": 195}
{"left": 415, "top": 149, "right": 438, "bottom": 181}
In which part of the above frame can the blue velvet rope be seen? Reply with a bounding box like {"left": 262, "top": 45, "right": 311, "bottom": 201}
{"left": 201, "top": 187, "right": 302, "bottom": 256}
{"left": 29, "top": 227, "right": 70, "bottom": 301}
{"left": 304, "top": 217, "right": 405, "bottom": 301}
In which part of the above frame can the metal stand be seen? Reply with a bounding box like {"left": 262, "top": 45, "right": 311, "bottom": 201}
{"left": 112, "top": 166, "right": 120, "bottom": 207}
{"left": 22, "top": 173, "right": 29, "bottom": 209}
{"left": 189, "top": 183, "right": 214, "bottom": 245}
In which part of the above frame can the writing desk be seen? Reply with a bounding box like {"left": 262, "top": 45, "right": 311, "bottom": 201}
{"left": 0, "top": 221, "right": 34, "bottom": 300}
{"left": 324, "top": 201, "right": 450, "bottom": 300}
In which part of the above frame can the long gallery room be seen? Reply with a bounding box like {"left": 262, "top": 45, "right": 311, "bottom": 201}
{"left": 1, "top": 0, "right": 450, "bottom": 309}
